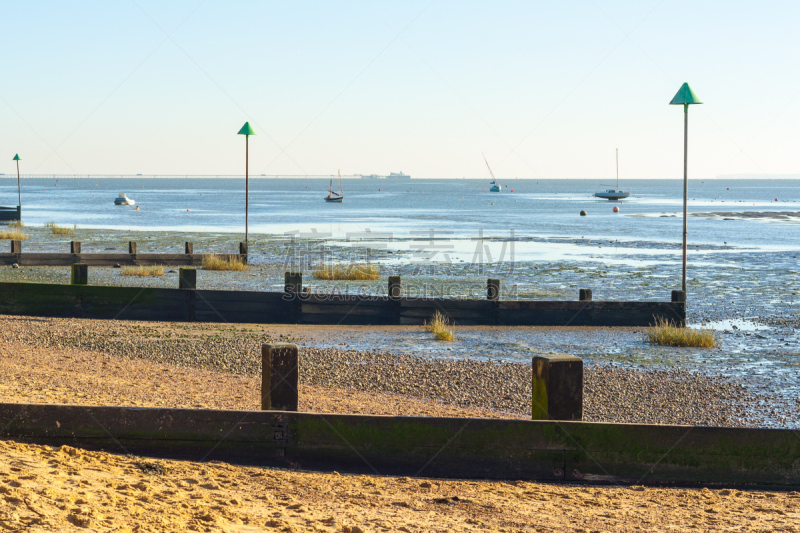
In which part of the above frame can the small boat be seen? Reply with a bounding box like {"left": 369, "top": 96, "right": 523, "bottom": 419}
{"left": 594, "top": 149, "right": 630, "bottom": 200}
{"left": 114, "top": 193, "right": 135, "bottom": 206}
{"left": 483, "top": 153, "right": 501, "bottom": 192}
{"left": 325, "top": 170, "right": 344, "bottom": 203}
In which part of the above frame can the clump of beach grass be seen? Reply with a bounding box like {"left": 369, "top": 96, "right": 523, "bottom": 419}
{"left": 425, "top": 311, "right": 455, "bottom": 341}
{"left": 45, "top": 222, "right": 76, "bottom": 235}
{"left": 0, "top": 230, "right": 27, "bottom": 240}
{"left": 8, "top": 220, "right": 24, "bottom": 229}
{"left": 121, "top": 265, "right": 164, "bottom": 277}
{"left": 201, "top": 254, "right": 248, "bottom": 271}
{"left": 312, "top": 262, "right": 380, "bottom": 281}
{"left": 645, "top": 318, "right": 716, "bottom": 348}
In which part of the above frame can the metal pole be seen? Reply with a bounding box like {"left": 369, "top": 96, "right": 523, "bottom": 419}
{"left": 245, "top": 134, "right": 249, "bottom": 243}
{"left": 682, "top": 104, "right": 688, "bottom": 293}
{"left": 16, "top": 160, "right": 21, "bottom": 207}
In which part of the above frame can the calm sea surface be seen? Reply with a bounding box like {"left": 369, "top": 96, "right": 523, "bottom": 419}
{"left": 1, "top": 178, "right": 798, "bottom": 260}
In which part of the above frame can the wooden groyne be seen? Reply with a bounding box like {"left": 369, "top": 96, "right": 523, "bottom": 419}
{"left": 1, "top": 401, "right": 797, "bottom": 486}
{"left": 0, "top": 240, "right": 246, "bottom": 267}
{"left": 0, "top": 277, "right": 685, "bottom": 326}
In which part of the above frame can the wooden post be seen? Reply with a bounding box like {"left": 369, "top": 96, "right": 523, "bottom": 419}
{"left": 71, "top": 263, "right": 88, "bottom": 285}
{"left": 128, "top": 242, "right": 137, "bottom": 254}
{"left": 579, "top": 289, "right": 592, "bottom": 301}
{"left": 487, "top": 279, "right": 500, "bottom": 301}
{"left": 184, "top": 242, "right": 193, "bottom": 254}
{"left": 284, "top": 272, "right": 302, "bottom": 294}
{"left": 239, "top": 241, "right": 248, "bottom": 264}
{"left": 261, "top": 343, "right": 299, "bottom": 411}
{"left": 179, "top": 268, "right": 196, "bottom": 289}
{"left": 388, "top": 276, "right": 401, "bottom": 299}
{"left": 70, "top": 241, "right": 81, "bottom": 254}
{"left": 671, "top": 290, "right": 686, "bottom": 303}
{"left": 10, "top": 240, "right": 21, "bottom": 254}
{"left": 532, "top": 355, "right": 583, "bottom": 421}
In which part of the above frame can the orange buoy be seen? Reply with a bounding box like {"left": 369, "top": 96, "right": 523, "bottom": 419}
{"left": 775, "top": 198, "right": 778, "bottom": 201}
{"left": 510, "top": 189, "right": 514, "bottom": 192}
{"left": 612, "top": 206, "right": 619, "bottom": 213}
{"left": 187, "top": 209, "right": 190, "bottom": 212}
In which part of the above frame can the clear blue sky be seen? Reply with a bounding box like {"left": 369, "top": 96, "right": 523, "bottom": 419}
{"left": 1, "top": 1, "right": 798, "bottom": 179}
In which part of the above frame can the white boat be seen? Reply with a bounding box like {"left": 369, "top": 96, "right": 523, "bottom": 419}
{"left": 325, "top": 170, "right": 344, "bottom": 203}
{"left": 594, "top": 149, "right": 630, "bottom": 200}
{"left": 483, "top": 153, "right": 501, "bottom": 192}
{"left": 114, "top": 193, "right": 135, "bottom": 206}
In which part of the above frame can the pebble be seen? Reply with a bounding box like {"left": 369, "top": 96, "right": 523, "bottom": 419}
{"left": 0, "top": 316, "right": 764, "bottom": 427}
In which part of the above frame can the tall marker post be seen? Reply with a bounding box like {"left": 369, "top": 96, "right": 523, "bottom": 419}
{"left": 12, "top": 154, "right": 21, "bottom": 208}
{"left": 669, "top": 83, "right": 702, "bottom": 294}
{"left": 237, "top": 122, "right": 256, "bottom": 243}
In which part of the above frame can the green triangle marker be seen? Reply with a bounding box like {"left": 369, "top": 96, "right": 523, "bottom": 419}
{"left": 12, "top": 154, "right": 21, "bottom": 161}
{"left": 669, "top": 83, "right": 702, "bottom": 105}
{"left": 237, "top": 122, "right": 256, "bottom": 135}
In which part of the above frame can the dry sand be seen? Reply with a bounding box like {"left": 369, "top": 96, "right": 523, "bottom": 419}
{"left": 2, "top": 439, "right": 799, "bottom": 533}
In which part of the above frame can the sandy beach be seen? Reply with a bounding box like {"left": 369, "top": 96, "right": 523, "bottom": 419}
{"left": 2, "top": 437, "right": 799, "bottom": 532}
{"left": 2, "top": 315, "right": 799, "bottom": 530}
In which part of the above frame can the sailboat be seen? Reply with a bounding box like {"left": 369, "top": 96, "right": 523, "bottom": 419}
{"left": 325, "top": 170, "right": 344, "bottom": 203}
{"left": 483, "top": 153, "right": 501, "bottom": 192}
{"left": 594, "top": 149, "right": 630, "bottom": 200}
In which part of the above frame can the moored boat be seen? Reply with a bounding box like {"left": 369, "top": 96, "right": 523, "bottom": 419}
{"left": 325, "top": 170, "right": 344, "bottom": 203}
{"left": 483, "top": 153, "right": 502, "bottom": 192}
{"left": 594, "top": 149, "right": 630, "bottom": 200}
{"left": 114, "top": 193, "right": 135, "bottom": 206}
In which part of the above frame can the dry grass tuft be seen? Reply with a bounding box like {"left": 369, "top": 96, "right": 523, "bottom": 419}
{"left": 8, "top": 220, "right": 24, "bottom": 229}
{"left": 645, "top": 318, "right": 716, "bottom": 348}
{"left": 45, "top": 222, "right": 76, "bottom": 235}
{"left": 0, "top": 230, "right": 27, "bottom": 240}
{"left": 425, "top": 311, "right": 455, "bottom": 341}
{"left": 121, "top": 265, "right": 165, "bottom": 277}
{"left": 312, "top": 263, "right": 380, "bottom": 281}
{"left": 201, "top": 254, "right": 248, "bottom": 271}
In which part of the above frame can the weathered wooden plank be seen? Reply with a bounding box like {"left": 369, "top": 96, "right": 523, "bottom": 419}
{"left": 1, "top": 402, "right": 799, "bottom": 485}
{"left": 399, "top": 298, "right": 493, "bottom": 310}
{"left": 0, "top": 253, "right": 247, "bottom": 267}
{"left": 301, "top": 304, "right": 394, "bottom": 316}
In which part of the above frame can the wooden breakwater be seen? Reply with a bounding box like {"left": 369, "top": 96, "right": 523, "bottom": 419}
{"left": 0, "top": 206, "right": 20, "bottom": 222}
{"left": 0, "top": 240, "right": 247, "bottom": 267}
{"left": 0, "top": 280, "right": 686, "bottom": 326}
{"left": 1, "top": 401, "right": 798, "bottom": 486}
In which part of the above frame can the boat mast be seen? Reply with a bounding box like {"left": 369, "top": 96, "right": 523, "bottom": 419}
{"left": 482, "top": 153, "right": 496, "bottom": 182}
{"left": 329, "top": 175, "right": 333, "bottom": 195}
{"left": 338, "top": 169, "right": 342, "bottom": 195}
{"left": 616, "top": 148, "right": 619, "bottom": 190}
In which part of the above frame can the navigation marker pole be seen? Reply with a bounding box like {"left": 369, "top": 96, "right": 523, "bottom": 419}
{"left": 237, "top": 122, "right": 256, "bottom": 243}
{"left": 669, "top": 83, "right": 702, "bottom": 294}
{"left": 13, "top": 154, "right": 21, "bottom": 208}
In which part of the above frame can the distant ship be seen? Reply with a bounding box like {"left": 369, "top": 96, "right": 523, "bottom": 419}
{"left": 594, "top": 149, "right": 630, "bottom": 200}
{"left": 359, "top": 172, "right": 411, "bottom": 179}
{"left": 483, "top": 153, "right": 501, "bottom": 192}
